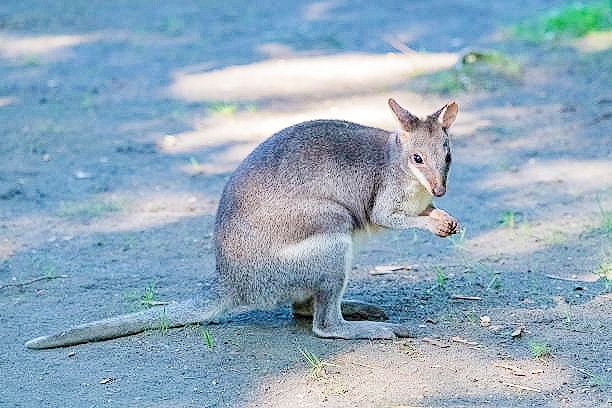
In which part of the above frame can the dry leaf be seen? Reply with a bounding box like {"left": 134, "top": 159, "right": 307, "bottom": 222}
{"left": 511, "top": 326, "right": 524, "bottom": 338}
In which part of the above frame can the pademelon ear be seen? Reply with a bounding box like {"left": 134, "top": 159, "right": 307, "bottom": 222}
{"left": 429, "top": 102, "right": 458, "bottom": 129}
{"left": 441, "top": 102, "right": 458, "bottom": 129}
{"left": 388, "top": 98, "right": 419, "bottom": 125}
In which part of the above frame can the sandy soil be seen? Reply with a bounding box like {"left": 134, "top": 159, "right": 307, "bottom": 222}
{"left": 1, "top": 1, "right": 611, "bottom": 407}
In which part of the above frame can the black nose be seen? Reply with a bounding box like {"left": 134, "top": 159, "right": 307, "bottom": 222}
{"left": 433, "top": 186, "right": 446, "bottom": 197}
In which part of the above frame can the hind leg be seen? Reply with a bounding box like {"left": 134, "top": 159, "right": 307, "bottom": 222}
{"left": 309, "top": 234, "right": 412, "bottom": 340}
{"left": 293, "top": 298, "right": 388, "bottom": 321}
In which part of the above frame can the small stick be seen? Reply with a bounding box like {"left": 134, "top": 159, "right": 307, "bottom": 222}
{"left": 566, "top": 363, "right": 594, "bottom": 377}
{"left": 545, "top": 274, "right": 597, "bottom": 282}
{"left": 351, "top": 361, "right": 378, "bottom": 370}
{"left": 383, "top": 35, "right": 417, "bottom": 54}
{"left": 369, "top": 264, "right": 417, "bottom": 275}
{"left": 142, "top": 301, "right": 170, "bottom": 306}
{"left": 0, "top": 274, "right": 68, "bottom": 289}
{"left": 450, "top": 294, "right": 482, "bottom": 301}
{"left": 503, "top": 382, "right": 541, "bottom": 392}
{"left": 494, "top": 362, "right": 526, "bottom": 376}
{"left": 451, "top": 336, "right": 479, "bottom": 346}
{"left": 422, "top": 337, "right": 450, "bottom": 348}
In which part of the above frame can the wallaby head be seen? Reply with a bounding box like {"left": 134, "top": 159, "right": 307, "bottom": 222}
{"left": 388, "top": 98, "right": 458, "bottom": 197}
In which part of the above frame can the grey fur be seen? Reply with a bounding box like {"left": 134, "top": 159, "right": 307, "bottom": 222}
{"left": 25, "top": 99, "right": 459, "bottom": 349}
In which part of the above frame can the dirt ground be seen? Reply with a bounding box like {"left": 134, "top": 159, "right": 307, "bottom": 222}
{"left": 1, "top": 1, "right": 611, "bottom": 407}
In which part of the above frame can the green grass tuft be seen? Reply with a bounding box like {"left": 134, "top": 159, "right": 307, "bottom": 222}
{"left": 298, "top": 346, "right": 338, "bottom": 378}
{"left": 529, "top": 341, "right": 552, "bottom": 359}
{"left": 512, "top": 2, "right": 612, "bottom": 43}
{"left": 412, "top": 50, "right": 522, "bottom": 95}
{"left": 434, "top": 266, "right": 448, "bottom": 289}
{"left": 58, "top": 199, "right": 123, "bottom": 218}
{"left": 158, "top": 308, "right": 169, "bottom": 335}
{"left": 202, "top": 327, "right": 214, "bottom": 350}
{"left": 206, "top": 102, "right": 238, "bottom": 116}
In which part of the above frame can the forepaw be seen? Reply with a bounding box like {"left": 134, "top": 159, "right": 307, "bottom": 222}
{"left": 429, "top": 209, "right": 460, "bottom": 237}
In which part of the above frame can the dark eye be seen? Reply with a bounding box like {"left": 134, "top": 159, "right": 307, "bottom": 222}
{"left": 445, "top": 152, "right": 452, "bottom": 164}
{"left": 413, "top": 154, "right": 423, "bottom": 164}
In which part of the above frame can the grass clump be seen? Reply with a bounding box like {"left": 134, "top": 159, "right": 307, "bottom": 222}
{"left": 205, "top": 101, "right": 257, "bottom": 117}
{"left": 500, "top": 210, "right": 517, "bottom": 229}
{"left": 512, "top": 2, "right": 612, "bottom": 43}
{"left": 298, "top": 347, "right": 338, "bottom": 378}
{"left": 158, "top": 308, "right": 169, "bottom": 335}
{"left": 140, "top": 283, "right": 158, "bottom": 307}
{"left": 529, "top": 341, "right": 552, "bottom": 359}
{"left": 202, "top": 328, "right": 214, "bottom": 350}
{"left": 58, "top": 198, "right": 123, "bottom": 218}
{"left": 434, "top": 266, "right": 448, "bottom": 289}
{"left": 412, "top": 50, "right": 522, "bottom": 95}
{"left": 596, "top": 262, "right": 612, "bottom": 292}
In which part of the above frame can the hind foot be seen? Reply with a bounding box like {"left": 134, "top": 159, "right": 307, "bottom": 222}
{"left": 293, "top": 299, "right": 388, "bottom": 321}
{"left": 313, "top": 320, "right": 413, "bottom": 340}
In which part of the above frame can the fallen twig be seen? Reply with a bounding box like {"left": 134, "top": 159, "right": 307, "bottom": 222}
{"left": 494, "top": 362, "right": 527, "bottom": 376}
{"left": 369, "top": 264, "right": 417, "bottom": 275}
{"left": 545, "top": 274, "right": 598, "bottom": 282}
{"left": 450, "top": 294, "right": 482, "bottom": 301}
{"left": 566, "top": 363, "right": 594, "bottom": 378}
{"left": 142, "top": 300, "right": 170, "bottom": 306}
{"left": 503, "top": 382, "right": 541, "bottom": 392}
{"left": 383, "top": 35, "right": 417, "bottom": 54}
{"left": 422, "top": 337, "right": 450, "bottom": 348}
{"left": 0, "top": 274, "right": 68, "bottom": 289}
{"left": 351, "top": 361, "right": 378, "bottom": 370}
{"left": 451, "top": 336, "right": 479, "bottom": 346}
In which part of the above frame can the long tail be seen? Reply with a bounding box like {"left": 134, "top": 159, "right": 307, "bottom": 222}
{"left": 25, "top": 298, "right": 225, "bottom": 349}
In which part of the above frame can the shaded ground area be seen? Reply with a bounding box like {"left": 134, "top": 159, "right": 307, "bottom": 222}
{"left": 1, "top": 1, "right": 611, "bottom": 407}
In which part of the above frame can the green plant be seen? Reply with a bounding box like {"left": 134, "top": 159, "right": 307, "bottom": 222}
{"left": 23, "top": 54, "right": 41, "bottom": 67}
{"left": 596, "top": 263, "right": 612, "bottom": 292}
{"left": 512, "top": 2, "right": 612, "bottom": 42}
{"left": 202, "top": 327, "right": 214, "bottom": 350}
{"left": 58, "top": 199, "right": 123, "bottom": 218}
{"left": 590, "top": 375, "right": 610, "bottom": 387}
{"left": 298, "top": 347, "right": 338, "bottom": 378}
{"left": 598, "top": 203, "right": 612, "bottom": 234}
{"left": 141, "top": 283, "right": 158, "bottom": 307}
{"left": 500, "top": 210, "right": 516, "bottom": 229}
{"left": 434, "top": 266, "right": 448, "bottom": 289}
{"left": 448, "top": 227, "right": 466, "bottom": 250}
{"left": 529, "top": 341, "right": 552, "bottom": 359}
{"left": 413, "top": 50, "right": 522, "bottom": 95}
{"left": 464, "top": 309, "right": 477, "bottom": 325}
{"left": 206, "top": 102, "right": 238, "bottom": 116}
{"left": 158, "top": 308, "right": 169, "bottom": 335}
{"left": 486, "top": 272, "right": 502, "bottom": 291}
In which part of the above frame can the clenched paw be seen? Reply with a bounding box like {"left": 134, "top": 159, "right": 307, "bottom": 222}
{"left": 429, "top": 209, "right": 460, "bottom": 237}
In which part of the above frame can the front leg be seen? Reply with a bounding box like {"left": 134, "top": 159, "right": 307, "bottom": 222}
{"left": 371, "top": 203, "right": 459, "bottom": 237}
{"left": 418, "top": 205, "right": 460, "bottom": 237}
